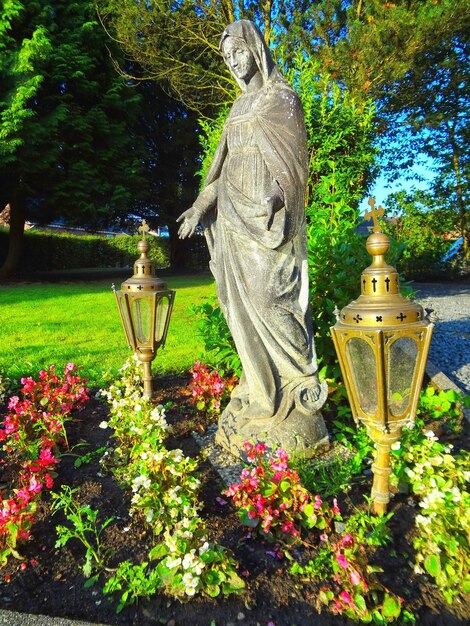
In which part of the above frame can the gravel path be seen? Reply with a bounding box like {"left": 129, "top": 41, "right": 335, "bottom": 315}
{"left": 413, "top": 282, "right": 470, "bottom": 395}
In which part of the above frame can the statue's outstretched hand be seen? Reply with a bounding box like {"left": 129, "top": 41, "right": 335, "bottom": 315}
{"left": 177, "top": 207, "right": 201, "bottom": 239}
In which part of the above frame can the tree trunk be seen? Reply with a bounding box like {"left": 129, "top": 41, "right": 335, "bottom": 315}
{"left": 449, "top": 126, "right": 468, "bottom": 260}
{"left": 0, "top": 197, "right": 25, "bottom": 280}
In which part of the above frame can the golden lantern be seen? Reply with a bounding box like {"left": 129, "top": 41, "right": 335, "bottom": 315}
{"left": 113, "top": 220, "right": 175, "bottom": 399}
{"left": 330, "top": 198, "right": 434, "bottom": 514}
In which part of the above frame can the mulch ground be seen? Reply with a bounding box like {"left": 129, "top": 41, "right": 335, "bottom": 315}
{"left": 0, "top": 375, "right": 468, "bottom": 626}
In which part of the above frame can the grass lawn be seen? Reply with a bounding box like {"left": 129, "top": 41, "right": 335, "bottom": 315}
{"left": 1, "top": 274, "right": 216, "bottom": 387}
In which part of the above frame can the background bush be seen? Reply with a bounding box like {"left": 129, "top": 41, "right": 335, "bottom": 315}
{"left": 0, "top": 229, "right": 172, "bottom": 273}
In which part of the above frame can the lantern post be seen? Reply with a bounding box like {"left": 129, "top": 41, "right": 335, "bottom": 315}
{"left": 113, "top": 220, "right": 175, "bottom": 399}
{"left": 330, "top": 198, "right": 434, "bottom": 513}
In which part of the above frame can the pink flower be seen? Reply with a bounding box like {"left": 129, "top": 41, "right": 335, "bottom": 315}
{"left": 331, "top": 600, "right": 343, "bottom": 614}
{"left": 314, "top": 495, "right": 323, "bottom": 509}
{"left": 224, "top": 484, "right": 240, "bottom": 497}
{"left": 65, "top": 363, "right": 75, "bottom": 372}
{"left": 320, "top": 533, "right": 328, "bottom": 542}
{"left": 350, "top": 569, "right": 362, "bottom": 586}
{"left": 8, "top": 396, "right": 19, "bottom": 410}
{"left": 332, "top": 498, "right": 340, "bottom": 515}
{"left": 339, "top": 590, "right": 353, "bottom": 606}
{"left": 336, "top": 553, "right": 349, "bottom": 568}
{"left": 28, "top": 475, "right": 43, "bottom": 494}
{"left": 340, "top": 533, "right": 354, "bottom": 548}
{"left": 254, "top": 443, "right": 266, "bottom": 455}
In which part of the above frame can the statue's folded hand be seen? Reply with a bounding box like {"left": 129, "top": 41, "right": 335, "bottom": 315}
{"left": 263, "top": 194, "right": 284, "bottom": 230}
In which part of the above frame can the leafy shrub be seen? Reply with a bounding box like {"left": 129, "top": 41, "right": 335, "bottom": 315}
{"left": 0, "top": 229, "right": 170, "bottom": 273}
{"left": 190, "top": 300, "right": 241, "bottom": 376}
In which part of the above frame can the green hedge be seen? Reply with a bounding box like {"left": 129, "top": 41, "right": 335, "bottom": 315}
{"left": 0, "top": 229, "right": 170, "bottom": 272}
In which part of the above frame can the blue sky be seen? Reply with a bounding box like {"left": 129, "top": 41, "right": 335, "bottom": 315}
{"left": 359, "top": 162, "right": 435, "bottom": 215}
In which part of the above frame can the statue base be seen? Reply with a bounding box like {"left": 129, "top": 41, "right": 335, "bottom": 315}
{"left": 215, "top": 380, "right": 330, "bottom": 461}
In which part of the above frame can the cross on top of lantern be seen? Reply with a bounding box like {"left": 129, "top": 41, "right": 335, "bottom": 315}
{"left": 113, "top": 220, "right": 175, "bottom": 398}
{"left": 330, "top": 197, "right": 434, "bottom": 514}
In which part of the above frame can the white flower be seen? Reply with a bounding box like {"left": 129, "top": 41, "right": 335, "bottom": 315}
{"left": 165, "top": 556, "right": 182, "bottom": 569}
{"left": 168, "top": 449, "right": 183, "bottom": 463}
{"left": 134, "top": 404, "right": 142, "bottom": 412}
{"left": 99, "top": 421, "right": 108, "bottom": 429}
{"left": 424, "top": 430, "right": 437, "bottom": 440}
{"left": 391, "top": 441, "right": 401, "bottom": 451}
{"left": 166, "top": 535, "right": 177, "bottom": 552}
{"left": 199, "top": 541, "right": 210, "bottom": 555}
{"left": 182, "top": 552, "right": 195, "bottom": 570}
{"left": 132, "top": 474, "right": 151, "bottom": 492}
{"left": 145, "top": 509, "right": 154, "bottom": 523}
{"left": 182, "top": 572, "right": 199, "bottom": 595}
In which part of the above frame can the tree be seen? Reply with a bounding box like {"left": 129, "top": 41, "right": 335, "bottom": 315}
{"left": 387, "top": 37, "right": 469, "bottom": 258}
{"left": 131, "top": 79, "right": 201, "bottom": 269}
{"left": 318, "top": 1, "right": 469, "bottom": 256}
{"left": 0, "top": 1, "right": 147, "bottom": 278}
{"left": 96, "top": 0, "right": 342, "bottom": 115}
{"left": 382, "top": 190, "right": 455, "bottom": 279}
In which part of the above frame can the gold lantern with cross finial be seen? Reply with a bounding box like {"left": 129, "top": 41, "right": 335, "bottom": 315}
{"left": 113, "top": 220, "right": 175, "bottom": 398}
{"left": 330, "top": 198, "right": 434, "bottom": 513}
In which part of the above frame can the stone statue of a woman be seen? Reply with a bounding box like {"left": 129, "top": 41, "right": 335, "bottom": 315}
{"left": 178, "top": 20, "right": 328, "bottom": 458}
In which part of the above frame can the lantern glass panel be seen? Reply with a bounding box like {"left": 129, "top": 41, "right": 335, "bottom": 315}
{"left": 116, "top": 293, "right": 135, "bottom": 349}
{"left": 346, "top": 337, "right": 378, "bottom": 416}
{"left": 131, "top": 296, "right": 152, "bottom": 345}
{"left": 155, "top": 293, "right": 171, "bottom": 345}
{"left": 387, "top": 337, "right": 418, "bottom": 417}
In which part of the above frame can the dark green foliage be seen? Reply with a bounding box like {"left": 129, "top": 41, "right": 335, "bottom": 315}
{"left": 0, "top": 0, "right": 148, "bottom": 277}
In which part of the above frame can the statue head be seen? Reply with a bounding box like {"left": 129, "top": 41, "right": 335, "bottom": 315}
{"left": 219, "top": 20, "right": 276, "bottom": 91}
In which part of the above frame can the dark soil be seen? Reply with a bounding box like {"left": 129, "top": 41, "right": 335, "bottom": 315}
{"left": 0, "top": 376, "right": 469, "bottom": 626}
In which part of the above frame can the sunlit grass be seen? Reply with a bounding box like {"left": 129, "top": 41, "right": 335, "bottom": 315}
{"left": 1, "top": 274, "right": 216, "bottom": 387}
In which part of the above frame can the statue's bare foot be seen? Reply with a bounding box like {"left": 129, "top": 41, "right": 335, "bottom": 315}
{"left": 301, "top": 384, "right": 321, "bottom": 404}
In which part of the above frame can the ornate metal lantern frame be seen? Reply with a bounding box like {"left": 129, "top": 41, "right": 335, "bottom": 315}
{"left": 330, "top": 199, "right": 434, "bottom": 513}
{"left": 113, "top": 221, "right": 175, "bottom": 398}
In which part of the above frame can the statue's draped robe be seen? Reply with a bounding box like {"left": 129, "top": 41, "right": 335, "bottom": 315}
{"left": 202, "top": 77, "right": 320, "bottom": 431}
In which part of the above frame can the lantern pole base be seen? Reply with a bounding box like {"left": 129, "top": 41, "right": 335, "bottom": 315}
{"left": 142, "top": 361, "right": 153, "bottom": 399}
{"left": 136, "top": 351, "right": 155, "bottom": 400}
{"left": 368, "top": 430, "right": 400, "bottom": 515}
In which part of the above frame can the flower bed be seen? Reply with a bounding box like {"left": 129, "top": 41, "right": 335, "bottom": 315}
{"left": 0, "top": 361, "right": 468, "bottom": 625}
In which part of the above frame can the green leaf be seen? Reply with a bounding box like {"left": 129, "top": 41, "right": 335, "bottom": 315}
{"left": 354, "top": 593, "right": 367, "bottom": 612}
{"left": 424, "top": 554, "right": 441, "bottom": 578}
{"left": 261, "top": 482, "right": 277, "bottom": 497}
{"left": 382, "top": 593, "right": 402, "bottom": 618}
{"left": 83, "top": 574, "right": 99, "bottom": 589}
{"left": 149, "top": 543, "right": 168, "bottom": 560}
{"left": 239, "top": 508, "right": 259, "bottom": 528}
